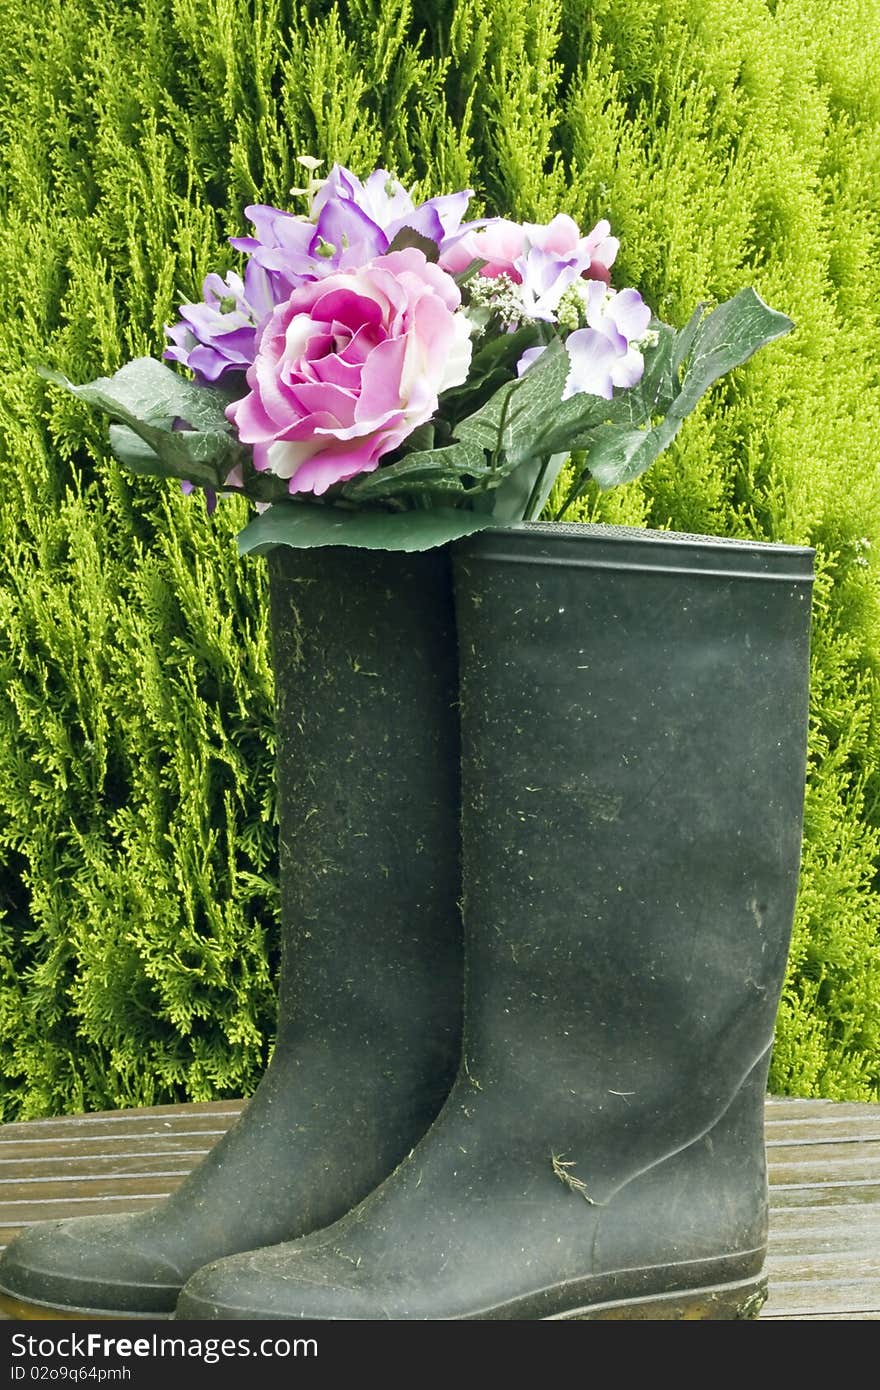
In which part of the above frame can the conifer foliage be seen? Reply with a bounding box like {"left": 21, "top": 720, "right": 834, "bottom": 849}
{"left": 1, "top": 0, "right": 878, "bottom": 1116}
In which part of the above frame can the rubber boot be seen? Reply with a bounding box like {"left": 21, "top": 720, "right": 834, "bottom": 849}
{"left": 174, "top": 520, "right": 814, "bottom": 1321}
{"left": 0, "top": 546, "right": 463, "bottom": 1317}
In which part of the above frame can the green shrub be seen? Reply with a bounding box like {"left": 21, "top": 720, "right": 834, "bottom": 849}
{"left": 1, "top": 0, "right": 877, "bottom": 1117}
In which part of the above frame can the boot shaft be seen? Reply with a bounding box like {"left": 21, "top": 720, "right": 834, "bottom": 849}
{"left": 265, "top": 545, "right": 464, "bottom": 1153}
{"left": 452, "top": 523, "right": 814, "bottom": 1178}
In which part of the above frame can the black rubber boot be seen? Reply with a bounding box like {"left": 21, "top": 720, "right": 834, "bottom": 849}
{"left": 175, "top": 521, "right": 814, "bottom": 1321}
{"left": 0, "top": 546, "right": 463, "bottom": 1317}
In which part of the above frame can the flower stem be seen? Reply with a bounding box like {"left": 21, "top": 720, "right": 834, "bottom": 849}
{"left": 523, "top": 454, "right": 551, "bottom": 521}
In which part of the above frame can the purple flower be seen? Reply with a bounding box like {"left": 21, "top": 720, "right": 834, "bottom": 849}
{"left": 523, "top": 214, "right": 619, "bottom": 286}
{"left": 311, "top": 164, "right": 475, "bottom": 252}
{"left": 231, "top": 166, "right": 475, "bottom": 294}
{"left": 226, "top": 248, "right": 472, "bottom": 497}
{"left": 514, "top": 245, "right": 584, "bottom": 322}
{"left": 513, "top": 216, "right": 622, "bottom": 322}
{"left": 227, "top": 206, "right": 324, "bottom": 296}
{"left": 562, "top": 284, "right": 652, "bottom": 399}
{"left": 163, "top": 262, "right": 278, "bottom": 383}
{"left": 310, "top": 165, "right": 416, "bottom": 225}
{"left": 517, "top": 283, "right": 652, "bottom": 400}
{"left": 441, "top": 213, "right": 619, "bottom": 300}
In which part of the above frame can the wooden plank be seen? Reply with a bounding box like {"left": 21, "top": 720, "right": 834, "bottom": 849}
{"left": 770, "top": 1181, "right": 880, "bottom": 1208}
{"left": 759, "top": 1312, "right": 880, "bottom": 1320}
{"left": 0, "top": 1101, "right": 244, "bottom": 1128}
{"left": 761, "top": 1280, "right": 880, "bottom": 1319}
{"left": 764, "top": 1098, "right": 880, "bottom": 1121}
{"left": 0, "top": 1110, "right": 245, "bottom": 1146}
{"left": 762, "top": 1302, "right": 880, "bottom": 1320}
{"left": 0, "top": 1189, "right": 183, "bottom": 1234}
{"left": 768, "top": 1205, "right": 880, "bottom": 1255}
{"left": 0, "top": 1138, "right": 220, "bottom": 1166}
{"left": 767, "top": 1143, "right": 880, "bottom": 1184}
{"left": 766, "top": 1119, "right": 880, "bottom": 1144}
{"left": 0, "top": 1170, "right": 202, "bottom": 1201}
{"left": 766, "top": 1253, "right": 880, "bottom": 1281}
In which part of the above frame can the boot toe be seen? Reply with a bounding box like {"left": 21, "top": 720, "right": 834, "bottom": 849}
{"left": 0, "top": 1216, "right": 184, "bottom": 1316}
{"left": 176, "top": 1244, "right": 386, "bottom": 1321}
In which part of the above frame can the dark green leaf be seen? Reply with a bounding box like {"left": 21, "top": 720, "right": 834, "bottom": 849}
{"left": 107, "top": 424, "right": 162, "bottom": 476}
{"left": 436, "top": 327, "right": 539, "bottom": 425}
{"left": 455, "top": 339, "right": 569, "bottom": 459}
{"left": 39, "top": 358, "right": 232, "bottom": 432}
{"left": 671, "top": 303, "right": 707, "bottom": 377}
{"left": 39, "top": 359, "right": 244, "bottom": 488}
{"left": 385, "top": 227, "right": 440, "bottom": 261}
{"left": 566, "top": 424, "right": 658, "bottom": 494}
{"left": 465, "top": 324, "right": 541, "bottom": 380}
{"left": 236, "top": 502, "right": 497, "bottom": 555}
{"left": 340, "top": 439, "right": 492, "bottom": 502}
{"left": 666, "top": 287, "right": 793, "bottom": 424}
{"left": 475, "top": 450, "right": 570, "bottom": 523}
{"left": 399, "top": 421, "right": 435, "bottom": 453}
{"left": 452, "top": 257, "right": 488, "bottom": 287}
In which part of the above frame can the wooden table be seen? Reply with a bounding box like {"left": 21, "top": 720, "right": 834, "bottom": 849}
{"left": 0, "top": 1094, "right": 877, "bottom": 1320}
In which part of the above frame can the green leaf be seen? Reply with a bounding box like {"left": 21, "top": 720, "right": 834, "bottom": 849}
{"left": 438, "top": 324, "right": 541, "bottom": 422}
{"left": 236, "top": 502, "right": 498, "bottom": 555}
{"left": 671, "top": 303, "right": 706, "bottom": 377}
{"left": 385, "top": 227, "right": 440, "bottom": 261}
{"left": 455, "top": 340, "right": 571, "bottom": 460}
{"left": 474, "top": 451, "right": 570, "bottom": 523}
{"left": 464, "top": 324, "right": 541, "bottom": 381}
{"left": 397, "top": 421, "right": 435, "bottom": 453}
{"left": 40, "top": 357, "right": 232, "bottom": 431}
{"left": 666, "top": 287, "right": 793, "bottom": 425}
{"left": 564, "top": 424, "right": 657, "bottom": 493}
{"left": 39, "top": 359, "right": 244, "bottom": 488}
{"left": 452, "top": 257, "right": 487, "bottom": 287}
{"left": 107, "top": 424, "right": 163, "bottom": 476}
{"left": 340, "top": 438, "right": 492, "bottom": 502}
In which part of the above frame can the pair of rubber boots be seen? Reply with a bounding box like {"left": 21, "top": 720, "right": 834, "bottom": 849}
{"left": 0, "top": 521, "right": 814, "bottom": 1321}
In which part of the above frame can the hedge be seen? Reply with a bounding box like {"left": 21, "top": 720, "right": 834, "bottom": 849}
{"left": 0, "top": 0, "right": 878, "bottom": 1118}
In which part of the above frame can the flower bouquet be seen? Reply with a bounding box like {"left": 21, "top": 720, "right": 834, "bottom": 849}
{"left": 42, "top": 158, "right": 794, "bottom": 551}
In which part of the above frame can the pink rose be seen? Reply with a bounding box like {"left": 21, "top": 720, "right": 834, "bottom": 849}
{"left": 227, "top": 248, "right": 472, "bottom": 496}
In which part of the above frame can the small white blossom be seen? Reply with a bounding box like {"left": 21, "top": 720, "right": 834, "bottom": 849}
{"left": 290, "top": 154, "right": 327, "bottom": 201}
{"left": 555, "top": 283, "right": 587, "bottom": 333}
{"left": 465, "top": 273, "right": 524, "bottom": 332}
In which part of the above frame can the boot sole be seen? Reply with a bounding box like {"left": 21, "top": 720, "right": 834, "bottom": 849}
{"left": 548, "top": 1275, "right": 769, "bottom": 1320}
{"left": 0, "top": 1287, "right": 170, "bottom": 1320}
{"left": 0, "top": 1274, "right": 768, "bottom": 1323}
